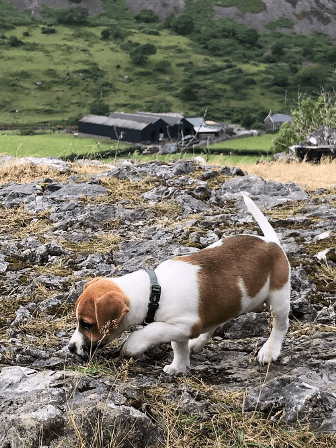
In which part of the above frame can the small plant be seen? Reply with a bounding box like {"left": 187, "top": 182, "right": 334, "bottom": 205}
{"left": 7, "top": 35, "right": 22, "bottom": 47}
{"left": 134, "top": 9, "right": 158, "bottom": 23}
{"left": 41, "top": 26, "right": 56, "bottom": 34}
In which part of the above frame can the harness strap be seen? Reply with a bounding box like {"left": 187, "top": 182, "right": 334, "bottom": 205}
{"left": 143, "top": 269, "right": 161, "bottom": 326}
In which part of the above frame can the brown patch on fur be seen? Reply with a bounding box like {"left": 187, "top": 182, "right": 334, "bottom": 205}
{"left": 75, "top": 278, "right": 130, "bottom": 343}
{"left": 181, "top": 235, "right": 289, "bottom": 336}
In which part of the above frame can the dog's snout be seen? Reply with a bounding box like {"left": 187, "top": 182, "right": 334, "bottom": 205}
{"left": 68, "top": 342, "right": 76, "bottom": 354}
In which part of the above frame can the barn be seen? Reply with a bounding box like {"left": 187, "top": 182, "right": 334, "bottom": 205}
{"left": 78, "top": 112, "right": 195, "bottom": 143}
{"left": 134, "top": 112, "right": 194, "bottom": 139}
{"left": 78, "top": 114, "right": 170, "bottom": 144}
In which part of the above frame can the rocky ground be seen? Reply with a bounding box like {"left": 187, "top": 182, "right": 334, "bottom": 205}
{"left": 0, "top": 156, "right": 335, "bottom": 447}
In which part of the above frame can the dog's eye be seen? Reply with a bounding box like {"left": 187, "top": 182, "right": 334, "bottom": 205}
{"left": 80, "top": 320, "right": 94, "bottom": 331}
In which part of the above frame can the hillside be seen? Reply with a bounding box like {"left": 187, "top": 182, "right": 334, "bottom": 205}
{"left": 6, "top": 0, "right": 336, "bottom": 39}
{"left": 1, "top": 0, "right": 336, "bottom": 128}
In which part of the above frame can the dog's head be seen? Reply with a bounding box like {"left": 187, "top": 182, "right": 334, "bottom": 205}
{"left": 68, "top": 278, "right": 130, "bottom": 359}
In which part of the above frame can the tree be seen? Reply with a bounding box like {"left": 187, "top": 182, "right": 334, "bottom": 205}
{"left": 130, "top": 44, "right": 156, "bottom": 65}
{"left": 89, "top": 100, "right": 110, "bottom": 116}
{"left": 101, "top": 29, "right": 110, "bottom": 40}
{"left": 180, "top": 82, "right": 200, "bottom": 102}
{"left": 272, "top": 93, "right": 336, "bottom": 153}
{"left": 56, "top": 7, "right": 88, "bottom": 25}
{"left": 271, "top": 41, "right": 285, "bottom": 57}
{"left": 135, "top": 9, "right": 158, "bottom": 23}
{"left": 171, "top": 14, "right": 194, "bottom": 36}
{"left": 295, "top": 64, "right": 327, "bottom": 88}
{"left": 7, "top": 35, "right": 22, "bottom": 47}
{"left": 154, "top": 60, "right": 171, "bottom": 74}
{"left": 141, "top": 43, "right": 157, "bottom": 56}
{"left": 238, "top": 28, "right": 259, "bottom": 46}
{"left": 152, "top": 98, "right": 172, "bottom": 113}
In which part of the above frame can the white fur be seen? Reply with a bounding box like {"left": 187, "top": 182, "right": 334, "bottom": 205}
{"left": 242, "top": 193, "right": 280, "bottom": 245}
{"left": 69, "top": 327, "right": 86, "bottom": 357}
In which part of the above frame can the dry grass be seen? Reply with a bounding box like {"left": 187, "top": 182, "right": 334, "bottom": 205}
{"left": 240, "top": 159, "right": 336, "bottom": 190}
{"left": 0, "top": 160, "right": 110, "bottom": 185}
{"left": 288, "top": 322, "right": 336, "bottom": 339}
{"left": 61, "top": 232, "right": 120, "bottom": 254}
{"left": 144, "top": 376, "right": 336, "bottom": 448}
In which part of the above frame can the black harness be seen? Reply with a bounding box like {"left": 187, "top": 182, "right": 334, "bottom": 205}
{"left": 143, "top": 269, "right": 161, "bottom": 326}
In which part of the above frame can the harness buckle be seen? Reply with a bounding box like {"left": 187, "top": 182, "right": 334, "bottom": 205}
{"left": 149, "top": 284, "right": 161, "bottom": 308}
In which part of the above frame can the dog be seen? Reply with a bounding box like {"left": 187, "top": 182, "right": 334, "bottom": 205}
{"left": 68, "top": 194, "right": 290, "bottom": 375}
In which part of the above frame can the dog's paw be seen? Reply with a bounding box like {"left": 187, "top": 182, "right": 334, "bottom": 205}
{"left": 188, "top": 339, "right": 204, "bottom": 353}
{"left": 258, "top": 340, "right": 281, "bottom": 364}
{"left": 121, "top": 335, "right": 144, "bottom": 358}
{"left": 163, "top": 363, "right": 187, "bottom": 375}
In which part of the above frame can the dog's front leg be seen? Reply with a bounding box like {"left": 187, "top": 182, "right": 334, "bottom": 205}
{"left": 164, "top": 340, "right": 190, "bottom": 375}
{"left": 121, "top": 322, "right": 191, "bottom": 374}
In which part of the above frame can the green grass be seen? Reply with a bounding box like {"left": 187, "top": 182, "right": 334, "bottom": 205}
{"left": 207, "top": 133, "right": 274, "bottom": 152}
{"left": 0, "top": 132, "right": 132, "bottom": 159}
{"left": 0, "top": 132, "right": 267, "bottom": 164}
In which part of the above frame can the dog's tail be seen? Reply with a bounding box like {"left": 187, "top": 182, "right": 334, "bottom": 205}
{"left": 242, "top": 193, "right": 281, "bottom": 246}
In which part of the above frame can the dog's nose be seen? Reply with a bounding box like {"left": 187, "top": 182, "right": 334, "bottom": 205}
{"left": 68, "top": 342, "right": 76, "bottom": 354}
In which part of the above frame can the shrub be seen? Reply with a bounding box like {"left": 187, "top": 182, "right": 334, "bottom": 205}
{"left": 7, "top": 35, "right": 22, "bottom": 47}
{"left": 272, "top": 93, "right": 336, "bottom": 152}
{"left": 154, "top": 60, "right": 171, "bottom": 73}
{"left": 238, "top": 28, "right": 259, "bottom": 46}
{"left": 20, "top": 127, "right": 36, "bottom": 135}
{"left": 55, "top": 7, "right": 88, "bottom": 25}
{"left": 141, "top": 43, "right": 157, "bottom": 56}
{"left": 101, "top": 28, "right": 110, "bottom": 40}
{"left": 41, "top": 27, "right": 56, "bottom": 34}
{"left": 295, "top": 64, "right": 327, "bottom": 88}
{"left": 135, "top": 9, "right": 158, "bottom": 23}
{"left": 152, "top": 98, "right": 172, "bottom": 113}
{"left": 180, "top": 82, "right": 201, "bottom": 102}
{"left": 89, "top": 100, "right": 110, "bottom": 116}
{"left": 171, "top": 14, "right": 194, "bottom": 35}
{"left": 130, "top": 44, "right": 156, "bottom": 65}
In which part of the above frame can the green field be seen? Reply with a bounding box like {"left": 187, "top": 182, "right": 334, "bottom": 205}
{"left": 0, "top": 132, "right": 270, "bottom": 164}
{"left": 208, "top": 133, "right": 274, "bottom": 152}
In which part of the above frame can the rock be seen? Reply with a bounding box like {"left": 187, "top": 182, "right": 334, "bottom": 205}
{"left": 211, "top": 175, "right": 309, "bottom": 208}
{"left": 0, "top": 367, "right": 163, "bottom": 447}
{"left": 220, "top": 166, "right": 245, "bottom": 176}
{"left": 1, "top": 158, "right": 336, "bottom": 439}
{"left": 11, "top": 306, "right": 31, "bottom": 326}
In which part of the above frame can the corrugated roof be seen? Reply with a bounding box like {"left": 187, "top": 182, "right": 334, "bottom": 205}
{"left": 79, "top": 115, "right": 150, "bottom": 130}
{"left": 136, "top": 111, "right": 184, "bottom": 126}
{"left": 187, "top": 117, "right": 204, "bottom": 128}
{"left": 269, "top": 114, "right": 292, "bottom": 122}
{"left": 109, "top": 112, "right": 160, "bottom": 124}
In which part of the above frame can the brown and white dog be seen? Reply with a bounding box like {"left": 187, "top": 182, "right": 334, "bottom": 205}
{"left": 68, "top": 194, "right": 290, "bottom": 375}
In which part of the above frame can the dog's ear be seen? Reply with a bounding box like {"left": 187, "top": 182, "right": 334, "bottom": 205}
{"left": 94, "top": 292, "right": 130, "bottom": 332}
{"left": 84, "top": 278, "right": 103, "bottom": 290}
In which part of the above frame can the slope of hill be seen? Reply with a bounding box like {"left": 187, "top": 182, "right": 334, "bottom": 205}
{"left": 5, "top": 0, "right": 336, "bottom": 39}
{"left": 1, "top": 0, "right": 336, "bottom": 128}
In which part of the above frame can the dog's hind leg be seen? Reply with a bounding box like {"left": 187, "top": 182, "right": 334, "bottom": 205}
{"left": 188, "top": 326, "right": 217, "bottom": 353}
{"left": 258, "top": 282, "right": 290, "bottom": 364}
{"left": 164, "top": 340, "right": 190, "bottom": 375}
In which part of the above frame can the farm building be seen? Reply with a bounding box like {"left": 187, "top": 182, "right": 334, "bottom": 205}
{"left": 187, "top": 117, "right": 225, "bottom": 140}
{"left": 134, "top": 112, "right": 195, "bottom": 139}
{"left": 78, "top": 114, "right": 170, "bottom": 143}
{"left": 78, "top": 112, "right": 195, "bottom": 143}
{"left": 264, "top": 113, "right": 292, "bottom": 131}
